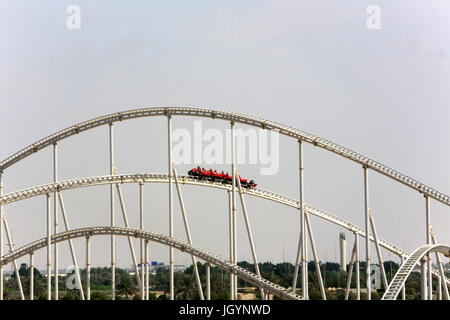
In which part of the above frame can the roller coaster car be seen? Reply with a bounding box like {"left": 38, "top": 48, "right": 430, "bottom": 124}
{"left": 188, "top": 167, "right": 257, "bottom": 189}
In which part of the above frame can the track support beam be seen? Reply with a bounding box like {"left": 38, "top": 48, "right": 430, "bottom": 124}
{"left": 172, "top": 164, "right": 204, "bottom": 300}
{"left": 304, "top": 212, "right": 326, "bottom": 300}
{"left": 363, "top": 166, "right": 371, "bottom": 300}
{"left": 368, "top": 210, "right": 388, "bottom": 290}
{"left": 57, "top": 192, "right": 85, "bottom": 299}
{"left": 116, "top": 184, "right": 141, "bottom": 287}
{"left": 355, "top": 232, "right": 360, "bottom": 300}
{"left": 425, "top": 196, "right": 432, "bottom": 300}
{"left": 86, "top": 235, "right": 91, "bottom": 300}
{"left": 145, "top": 239, "right": 149, "bottom": 300}
{"left": 168, "top": 116, "right": 174, "bottom": 300}
{"left": 236, "top": 169, "right": 264, "bottom": 298}
{"left": 293, "top": 140, "right": 307, "bottom": 299}
{"left": 228, "top": 190, "right": 234, "bottom": 300}
{"left": 231, "top": 121, "right": 238, "bottom": 299}
{"left": 140, "top": 182, "right": 145, "bottom": 300}
{"left": 109, "top": 123, "right": 116, "bottom": 300}
{"left": 53, "top": 143, "right": 59, "bottom": 300}
{"left": 29, "top": 252, "right": 34, "bottom": 300}
{"left": 46, "top": 193, "right": 51, "bottom": 300}
{"left": 345, "top": 240, "right": 357, "bottom": 300}
{"left": 206, "top": 263, "right": 211, "bottom": 300}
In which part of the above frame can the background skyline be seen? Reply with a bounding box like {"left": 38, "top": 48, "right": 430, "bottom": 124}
{"left": 1, "top": 1, "right": 449, "bottom": 271}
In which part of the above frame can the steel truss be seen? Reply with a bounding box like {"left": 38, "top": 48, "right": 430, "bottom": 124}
{"left": 0, "top": 107, "right": 447, "bottom": 206}
{"left": 1, "top": 174, "right": 448, "bottom": 295}
{"left": 0, "top": 107, "right": 448, "bottom": 301}
{"left": 0, "top": 226, "right": 304, "bottom": 300}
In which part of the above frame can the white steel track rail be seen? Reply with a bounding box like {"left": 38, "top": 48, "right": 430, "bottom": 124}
{"left": 382, "top": 244, "right": 450, "bottom": 300}
{"left": 1, "top": 174, "right": 449, "bottom": 288}
{"left": 0, "top": 107, "right": 447, "bottom": 207}
{"left": 0, "top": 174, "right": 408, "bottom": 257}
{"left": 0, "top": 226, "right": 304, "bottom": 301}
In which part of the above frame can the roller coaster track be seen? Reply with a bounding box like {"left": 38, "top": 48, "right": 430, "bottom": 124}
{"left": 1, "top": 107, "right": 448, "bottom": 301}
{"left": 1, "top": 173, "right": 449, "bottom": 288}
{"left": 0, "top": 107, "right": 448, "bottom": 206}
{"left": 0, "top": 173, "right": 407, "bottom": 257}
{"left": 382, "top": 244, "right": 450, "bottom": 300}
{"left": 0, "top": 226, "right": 303, "bottom": 300}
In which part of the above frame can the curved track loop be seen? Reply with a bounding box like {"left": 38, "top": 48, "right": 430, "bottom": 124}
{"left": 382, "top": 244, "right": 450, "bottom": 300}
{"left": 0, "top": 107, "right": 447, "bottom": 206}
{"left": 3, "top": 174, "right": 449, "bottom": 289}
{"left": 0, "top": 226, "right": 303, "bottom": 300}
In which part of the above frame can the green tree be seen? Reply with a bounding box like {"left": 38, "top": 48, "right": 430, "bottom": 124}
{"left": 117, "top": 274, "right": 138, "bottom": 299}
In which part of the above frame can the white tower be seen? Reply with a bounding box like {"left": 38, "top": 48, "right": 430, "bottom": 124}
{"left": 339, "top": 232, "right": 346, "bottom": 272}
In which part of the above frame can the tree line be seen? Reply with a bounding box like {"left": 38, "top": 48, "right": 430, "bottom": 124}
{"left": 2, "top": 260, "right": 447, "bottom": 300}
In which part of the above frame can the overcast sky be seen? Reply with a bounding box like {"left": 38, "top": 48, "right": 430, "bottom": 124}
{"left": 0, "top": 1, "right": 449, "bottom": 271}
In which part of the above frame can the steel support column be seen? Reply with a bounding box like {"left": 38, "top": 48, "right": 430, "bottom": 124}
{"left": 145, "top": 240, "right": 149, "bottom": 300}
{"left": 57, "top": 192, "right": 84, "bottom": 299}
{"left": 425, "top": 196, "right": 432, "bottom": 300}
{"left": 401, "top": 255, "right": 406, "bottom": 300}
{"left": 46, "top": 193, "right": 51, "bottom": 300}
{"left": 437, "top": 275, "right": 442, "bottom": 300}
{"left": 293, "top": 140, "right": 307, "bottom": 299}
{"left": 355, "top": 232, "right": 360, "bottom": 300}
{"left": 53, "top": 143, "right": 59, "bottom": 299}
{"left": 345, "top": 241, "right": 357, "bottom": 300}
{"left": 86, "top": 235, "right": 90, "bottom": 300}
{"left": 292, "top": 229, "right": 302, "bottom": 293}
{"left": 116, "top": 183, "right": 141, "bottom": 287}
{"left": 368, "top": 211, "right": 388, "bottom": 290}
{"left": 304, "top": 212, "right": 326, "bottom": 300}
{"left": 109, "top": 123, "right": 116, "bottom": 300}
{"left": 363, "top": 166, "right": 371, "bottom": 300}
{"left": 228, "top": 190, "right": 234, "bottom": 300}
{"left": 2, "top": 215, "right": 24, "bottom": 299}
{"left": 167, "top": 116, "right": 174, "bottom": 300}
{"left": 421, "top": 258, "right": 427, "bottom": 300}
{"left": 1, "top": 173, "right": 24, "bottom": 300}
{"left": 206, "top": 263, "right": 211, "bottom": 300}
{"left": 29, "top": 252, "right": 34, "bottom": 300}
{"left": 140, "top": 182, "right": 145, "bottom": 300}
{"left": 236, "top": 172, "right": 264, "bottom": 298}
{"left": 172, "top": 164, "right": 204, "bottom": 299}
{"left": 231, "top": 121, "right": 237, "bottom": 299}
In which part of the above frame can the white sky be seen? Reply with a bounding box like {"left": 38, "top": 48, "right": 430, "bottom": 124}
{"left": 0, "top": 1, "right": 449, "bottom": 271}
